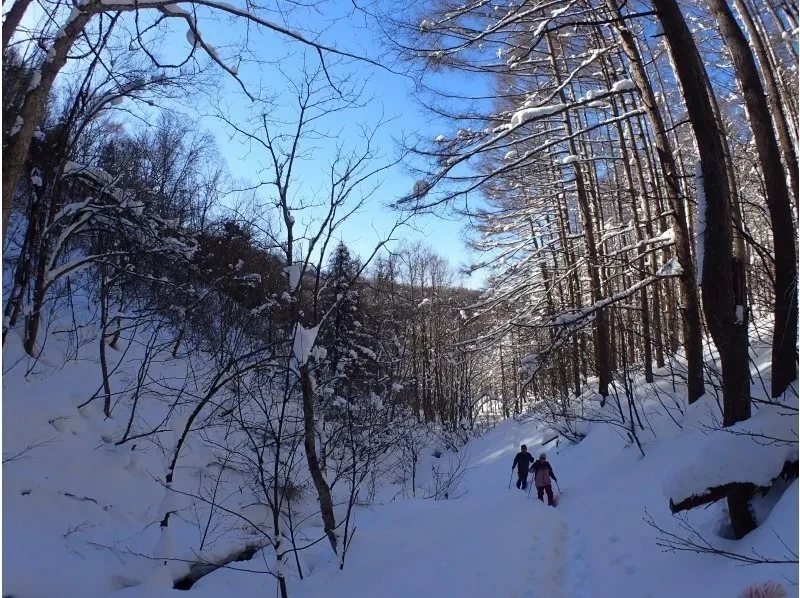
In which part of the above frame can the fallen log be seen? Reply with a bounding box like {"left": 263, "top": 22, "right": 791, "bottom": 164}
{"left": 669, "top": 482, "right": 758, "bottom": 514}
{"left": 668, "top": 459, "right": 798, "bottom": 514}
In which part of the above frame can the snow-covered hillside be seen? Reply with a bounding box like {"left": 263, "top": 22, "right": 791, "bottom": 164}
{"left": 3, "top": 317, "right": 796, "bottom": 597}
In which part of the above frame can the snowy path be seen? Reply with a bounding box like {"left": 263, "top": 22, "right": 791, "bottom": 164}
{"left": 291, "top": 421, "right": 592, "bottom": 598}
{"left": 511, "top": 502, "right": 591, "bottom": 598}
{"left": 292, "top": 488, "right": 590, "bottom": 598}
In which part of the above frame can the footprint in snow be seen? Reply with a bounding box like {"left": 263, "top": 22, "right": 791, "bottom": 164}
{"left": 610, "top": 554, "right": 626, "bottom": 565}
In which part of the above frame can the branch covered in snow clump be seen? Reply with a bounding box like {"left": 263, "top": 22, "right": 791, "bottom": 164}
{"left": 293, "top": 324, "right": 320, "bottom": 366}
{"left": 664, "top": 403, "right": 798, "bottom": 513}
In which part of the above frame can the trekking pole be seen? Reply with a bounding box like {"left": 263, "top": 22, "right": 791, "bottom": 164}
{"left": 526, "top": 476, "right": 533, "bottom": 498}
{"left": 508, "top": 471, "right": 513, "bottom": 489}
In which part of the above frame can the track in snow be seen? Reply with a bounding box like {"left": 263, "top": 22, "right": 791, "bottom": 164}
{"left": 510, "top": 493, "right": 591, "bottom": 598}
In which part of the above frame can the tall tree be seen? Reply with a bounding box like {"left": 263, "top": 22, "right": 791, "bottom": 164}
{"left": 604, "top": 0, "right": 704, "bottom": 404}
{"left": 651, "top": 0, "right": 754, "bottom": 538}
{"left": 704, "top": 0, "right": 798, "bottom": 398}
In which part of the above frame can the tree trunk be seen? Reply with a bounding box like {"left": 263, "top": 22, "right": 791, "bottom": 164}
{"left": 706, "top": 0, "right": 798, "bottom": 398}
{"left": 2, "top": 7, "right": 95, "bottom": 237}
{"left": 732, "top": 0, "right": 798, "bottom": 205}
{"left": 99, "top": 266, "right": 113, "bottom": 417}
{"left": 548, "top": 32, "right": 611, "bottom": 399}
{"left": 606, "top": 0, "right": 704, "bottom": 402}
{"left": 300, "top": 361, "right": 338, "bottom": 553}
{"left": 653, "top": 0, "right": 754, "bottom": 538}
{"left": 2, "top": 0, "right": 35, "bottom": 53}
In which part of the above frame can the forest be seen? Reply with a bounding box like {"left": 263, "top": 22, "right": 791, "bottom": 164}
{"left": 2, "top": 0, "right": 797, "bottom": 595}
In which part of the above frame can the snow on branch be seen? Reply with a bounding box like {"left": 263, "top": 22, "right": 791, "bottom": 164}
{"left": 292, "top": 323, "right": 320, "bottom": 367}
{"left": 46, "top": 160, "right": 197, "bottom": 289}
{"left": 96, "top": 0, "right": 390, "bottom": 81}
{"left": 518, "top": 257, "right": 684, "bottom": 329}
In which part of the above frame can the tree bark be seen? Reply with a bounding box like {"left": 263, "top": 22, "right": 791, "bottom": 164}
{"left": 606, "top": 0, "right": 704, "bottom": 403}
{"left": 731, "top": 0, "right": 798, "bottom": 205}
{"left": 653, "top": 0, "right": 754, "bottom": 538}
{"left": 300, "top": 361, "right": 338, "bottom": 553}
{"left": 2, "top": 6, "right": 95, "bottom": 237}
{"left": 547, "top": 32, "right": 612, "bottom": 399}
{"left": 2, "top": 0, "right": 34, "bottom": 52}
{"left": 706, "top": 0, "right": 798, "bottom": 398}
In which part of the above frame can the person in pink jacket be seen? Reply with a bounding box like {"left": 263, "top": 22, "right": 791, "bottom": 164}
{"left": 529, "top": 453, "right": 557, "bottom": 506}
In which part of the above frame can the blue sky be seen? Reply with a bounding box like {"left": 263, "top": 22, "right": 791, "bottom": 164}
{"left": 176, "top": 3, "right": 486, "bottom": 288}
{"left": 16, "top": 0, "right": 486, "bottom": 286}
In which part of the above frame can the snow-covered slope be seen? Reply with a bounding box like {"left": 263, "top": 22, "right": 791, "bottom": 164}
{"left": 3, "top": 322, "right": 797, "bottom": 597}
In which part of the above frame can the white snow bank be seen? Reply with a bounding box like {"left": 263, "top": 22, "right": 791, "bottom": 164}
{"left": 664, "top": 403, "right": 798, "bottom": 503}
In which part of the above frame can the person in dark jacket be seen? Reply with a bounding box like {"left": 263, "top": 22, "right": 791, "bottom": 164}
{"left": 511, "top": 445, "right": 535, "bottom": 490}
{"left": 529, "top": 453, "right": 557, "bottom": 505}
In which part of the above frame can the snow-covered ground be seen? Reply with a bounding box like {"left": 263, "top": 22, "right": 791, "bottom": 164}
{"left": 3, "top": 322, "right": 797, "bottom": 597}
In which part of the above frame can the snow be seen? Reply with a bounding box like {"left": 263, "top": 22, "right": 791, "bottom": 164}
{"left": 435, "top": 134, "right": 446, "bottom": 142}
{"left": 561, "top": 154, "right": 580, "bottom": 165}
{"left": 28, "top": 69, "right": 42, "bottom": 91}
{"left": 510, "top": 103, "right": 564, "bottom": 128}
{"left": 520, "top": 353, "right": 538, "bottom": 373}
{"left": 54, "top": 7, "right": 81, "bottom": 38}
{"left": 3, "top": 295, "right": 796, "bottom": 598}
{"left": 503, "top": 150, "right": 518, "bottom": 161}
{"left": 236, "top": 273, "right": 262, "bottom": 285}
{"left": 10, "top": 115, "right": 23, "bottom": 136}
{"left": 664, "top": 401, "right": 798, "bottom": 505}
{"left": 611, "top": 79, "right": 636, "bottom": 92}
{"left": 656, "top": 257, "right": 683, "bottom": 277}
{"left": 694, "top": 161, "right": 706, "bottom": 286}
{"left": 284, "top": 264, "right": 301, "bottom": 290}
{"left": 292, "top": 323, "right": 320, "bottom": 366}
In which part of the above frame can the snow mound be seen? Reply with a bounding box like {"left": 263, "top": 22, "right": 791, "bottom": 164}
{"left": 664, "top": 402, "right": 798, "bottom": 504}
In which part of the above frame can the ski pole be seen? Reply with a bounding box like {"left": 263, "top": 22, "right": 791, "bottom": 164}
{"left": 508, "top": 471, "right": 513, "bottom": 489}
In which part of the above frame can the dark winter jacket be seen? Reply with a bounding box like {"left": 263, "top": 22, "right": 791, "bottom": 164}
{"left": 512, "top": 451, "right": 535, "bottom": 474}
{"left": 529, "top": 460, "right": 557, "bottom": 487}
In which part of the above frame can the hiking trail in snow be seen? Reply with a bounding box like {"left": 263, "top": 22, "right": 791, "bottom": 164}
{"left": 287, "top": 420, "right": 593, "bottom": 598}
{"left": 512, "top": 504, "right": 592, "bottom": 598}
